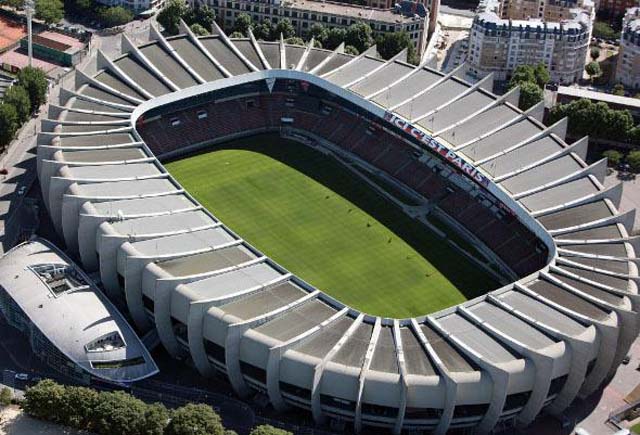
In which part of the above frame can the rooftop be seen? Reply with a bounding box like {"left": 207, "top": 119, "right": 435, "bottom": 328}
{"left": 281, "top": 0, "right": 426, "bottom": 24}
{"left": 28, "top": 31, "right": 85, "bottom": 54}
{"left": 557, "top": 86, "right": 640, "bottom": 110}
{"left": 0, "top": 239, "right": 158, "bottom": 383}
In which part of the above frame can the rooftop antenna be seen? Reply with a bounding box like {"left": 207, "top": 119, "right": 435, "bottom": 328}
{"left": 24, "top": 0, "right": 34, "bottom": 67}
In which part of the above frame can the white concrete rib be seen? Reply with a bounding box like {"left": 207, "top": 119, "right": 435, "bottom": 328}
{"left": 31, "top": 26, "right": 640, "bottom": 435}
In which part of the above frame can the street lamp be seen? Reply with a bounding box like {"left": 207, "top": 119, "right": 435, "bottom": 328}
{"left": 24, "top": 0, "right": 34, "bottom": 67}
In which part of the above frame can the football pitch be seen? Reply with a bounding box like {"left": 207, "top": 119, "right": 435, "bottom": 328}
{"left": 165, "top": 135, "right": 497, "bottom": 318}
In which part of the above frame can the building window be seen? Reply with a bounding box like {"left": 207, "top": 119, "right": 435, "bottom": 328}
{"left": 170, "top": 316, "right": 188, "bottom": 343}
{"left": 320, "top": 394, "right": 355, "bottom": 411}
{"left": 280, "top": 382, "right": 311, "bottom": 401}
{"left": 239, "top": 361, "right": 266, "bottom": 384}
{"left": 361, "top": 402, "right": 399, "bottom": 418}
{"left": 142, "top": 294, "right": 154, "bottom": 312}
{"left": 204, "top": 339, "right": 226, "bottom": 364}
{"left": 453, "top": 403, "right": 489, "bottom": 418}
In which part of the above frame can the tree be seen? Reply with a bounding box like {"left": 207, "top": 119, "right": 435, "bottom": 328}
{"left": 592, "top": 21, "right": 618, "bottom": 40}
{"left": 585, "top": 61, "right": 601, "bottom": 81}
{"left": 157, "top": 0, "right": 188, "bottom": 35}
{"left": 518, "top": 81, "right": 544, "bottom": 110}
{"left": 165, "top": 404, "right": 224, "bottom": 435}
{"left": 191, "top": 23, "right": 210, "bottom": 36}
{"left": 35, "top": 0, "right": 63, "bottom": 24}
{"left": 533, "top": 62, "right": 550, "bottom": 88}
{"left": 308, "top": 23, "right": 328, "bottom": 45}
{"left": 345, "top": 22, "right": 373, "bottom": 53}
{"left": 70, "top": 0, "right": 93, "bottom": 13}
{"left": 274, "top": 18, "right": 295, "bottom": 39}
{"left": 285, "top": 36, "right": 304, "bottom": 46}
{"left": 234, "top": 13, "right": 253, "bottom": 36}
{"left": 612, "top": 83, "right": 625, "bottom": 96}
{"left": 602, "top": 149, "right": 623, "bottom": 167}
{"left": 628, "top": 126, "right": 640, "bottom": 143}
{"left": 0, "top": 0, "right": 24, "bottom": 8}
{"left": 607, "top": 106, "right": 634, "bottom": 135}
{"left": 627, "top": 150, "right": 640, "bottom": 172}
{"left": 98, "top": 6, "right": 133, "bottom": 27}
{"left": 253, "top": 19, "right": 273, "bottom": 40}
{"left": 406, "top": 41, "right": 419, "bottom": 65}
{"left": 0, "top": 388, "right": 12, "bottom": 406}
{"left": 326, "top": 27, "right": 346, "bottom": 50}
{"left": 22, "top": 379, "right": 66, "bottom": 422}
{"left": 344, "top": 45, "right": 359, "bottom": 55}
{"left": 16, "top": 66, "right": 48, "bottom": 110}
{"left": 185, "top": 5, "right": 215, "bottom": 28}
{"left": 508, "top": 64, "right": 536, "bottom": 89}
{"left": 376, "top": 31, "right": 411, "bottom": 60}
{"left": 224, "top": 431, "right": 239, "bottom": 435}
{"left": 142, "top": 403, "right": 170, "bottom": 435}
{"left": 548, "top": 98, "right": 635, "bottom": 141}
{"left": 90, "top": 391, "right": 147, "bottom": 435}
{"left": 249, "top": 425, "right": 293, "bottom": 435}
{"left": 507, "top": 63, "right": 548, "bottom": 109}
{"left": 590, "top": 46, "right": 600, "bottom": 60}
{"left": 60, "top": 386, "right": 99, "bottom": 429}
{"left": 3, "top": 85, "right": 31, "bottom": 122}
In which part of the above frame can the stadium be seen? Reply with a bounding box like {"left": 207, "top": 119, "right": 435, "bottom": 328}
{"left": 31, "top": 18, "right": 640, "bottom": 435}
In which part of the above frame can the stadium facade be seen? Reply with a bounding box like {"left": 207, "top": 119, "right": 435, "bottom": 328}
{"left": 32, "top": 19, "right": 640, "bottom": 435}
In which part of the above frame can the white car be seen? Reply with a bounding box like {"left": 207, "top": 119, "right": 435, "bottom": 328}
{"left": 14, "top": 373, "right": 28, "bottom": 381}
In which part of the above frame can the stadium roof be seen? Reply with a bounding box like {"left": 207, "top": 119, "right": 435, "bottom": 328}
{"left": 32, "top": 20, "right": 640, "bottom": 435}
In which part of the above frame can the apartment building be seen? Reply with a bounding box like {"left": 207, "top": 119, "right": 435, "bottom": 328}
{"left": 597, "top": 0, "right": 637, "bottom": 19}
{"left": 467, "top": 0, "right": 594, "bottom": 83}
{"left": 96, "top": 0, "right": 164, "bottom": 13}
{"left": 362, "top": 0, "right": 439, "bottom": 35}
{"left": 615, "top": 7, "right": 640, "bottom": 88}
{"left": 196, "top": 0, "right": 430, "bottom": 56}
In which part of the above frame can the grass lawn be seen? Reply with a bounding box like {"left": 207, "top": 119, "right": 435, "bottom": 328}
{"left": 166, "top": 134, "right": 497, "bottom": 318}
{"left": 633, "top": 422, "right": 640, "bottom": 435}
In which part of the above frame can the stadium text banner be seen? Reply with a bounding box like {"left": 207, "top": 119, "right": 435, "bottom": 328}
{"left": 383, "top": 112, "right": 490, "bottom": 188}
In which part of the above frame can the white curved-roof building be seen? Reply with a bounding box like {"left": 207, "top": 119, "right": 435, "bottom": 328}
{"left": 0, "top": 239, "right": 158, "bottom": 384}
{"left": 35, "top": 20, "right": 639, "bottom": 434}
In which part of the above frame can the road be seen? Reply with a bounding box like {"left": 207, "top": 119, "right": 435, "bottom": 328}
{"left": 0, "top": 111, "right": 39, "bottom": 254}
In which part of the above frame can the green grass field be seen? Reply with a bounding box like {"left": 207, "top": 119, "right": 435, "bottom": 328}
{"left": 166, "top": 135, "right": 497, "bottom": 318}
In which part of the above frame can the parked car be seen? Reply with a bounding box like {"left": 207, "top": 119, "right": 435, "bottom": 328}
{"left": 622, "top": 355, "right": 631, "bottom": 364}
{"left": 14, "top": 373, "right": 28, "bottom": 381}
